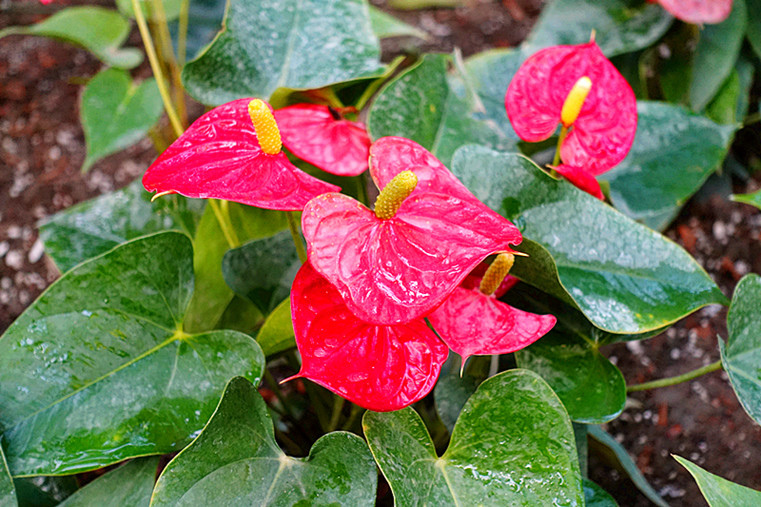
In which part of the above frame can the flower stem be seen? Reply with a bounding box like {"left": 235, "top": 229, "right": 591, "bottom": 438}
{"left": 626, "top": 359, "right": 723, "bottom": 393}
{"left": 178, "top": 0, "right": 190, "bottom": 64}
{"left": 551, "top": 125, "right": 569, "bottom": 170}
{"left": 131, "top": 0, "right": 184, "bottom": 138}
{"left": 327, "top": 395, "right": 345, "bottom": 432}
{"left": 287, "top": 212, "right": 308, "bottom": 263}
{"left": 341, "top": 403, "right": 364, "bottom": 432}
{"left": 208, "top": 199, "right": 240, "bottom": 248}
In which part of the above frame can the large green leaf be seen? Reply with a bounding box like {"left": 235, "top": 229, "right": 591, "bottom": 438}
{"left": 368, "top": 53, "right": 516, "bottom": 166}
{"left": 80, "top": 69, "right": 163, "bottom": 172}
{"left": 39, "top": 180, "right": 204, "bottom": 273}
{"left": 674, "top": 455, "right": 761, "bottom": 506}
{"left": 0, "top": 7, "right": 142, "bottom": 69}
{"left": 512, "top": 288, "right": 626, "bottom": 424}
{"left": 222, "top": 231, "right": 299, "bottom": 313}
{"left": 183, "top": 203, "right": 286, "bottom": 333}
{"left": 720, "top": 274, "right": 761, "bottom": 425}
{"left": 604, "top": 101, "right": 735, "bottom": 231}
{"left": 588, "top": 426, "right": 667, "bottom": 507}
{"left": 450, "top": 145, "right": 727, "bottom": 334}
{"left": 363, "top": 369, "right": 583, "bottom": 506}
{"left": 0, "top": 447, "right": 15, "bottom": 507}
{"left": 181, "top": 0, "right": 386, "bottom": 105}
{"left": 58, "top": 458, "right": 158, "bottom": 507}
{"left": 0, "top": 232, "right": 265, "bottom": 476}
{"left": 368, "top": 5, "right": 428, "bottom": 39}
{"left": 689, "top": 0, "right": 748, "bottom": 111}
{"left": 151, "top": 377, "right": 377, "bottom": 505}
{"left": 522, "top": 0, "right": 673, "bottom": 57}
{"left": 254, "top": 299, "right": 295, "bottom": 356}
{"left": 732, "top": 189, "right": 761, "bottom": 210}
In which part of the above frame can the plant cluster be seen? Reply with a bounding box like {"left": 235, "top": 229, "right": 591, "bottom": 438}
{"left": 1, "top": 0, "right": 761, "bottom": 505}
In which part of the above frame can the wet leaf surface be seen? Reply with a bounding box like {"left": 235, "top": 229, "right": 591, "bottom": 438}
{"left": 152, "top": 377, "right": 377, "bottom": 506}
{"left": 363, "top": 369, "right": 583, "bottom": 506}
{"left": 0, "top": 7, "right": 142, "bottom": 68}
{"left": 58, "top": 458, "right": 158, "bottom": 507}
{"left": 0, "top": 232, "right": 265, "bottom": 476}
{"left": 674, "top": 455, "right": 761, "bottom": 506}
{"left": 604, "top": 102, "right": 735, "bottom": 231}
{"left": 522, "top": 0, "right": 673, "bottom": 57}
{"left": 0, "top": 447, "right": 15, "bottom": 507}
{"left": 368, "top": 54, "right": 516, "bottom": 167}
{"left": 181, "top": 0, "right": 386, "bottom": 105}
{"left": 720, "top": 274, "right": 761, "bottom": 425}
{"left": 451, "top": 145, "right": 727, "bottom": 333}
{"left": 80, "top": 69, "right": 163, "bottom": 172}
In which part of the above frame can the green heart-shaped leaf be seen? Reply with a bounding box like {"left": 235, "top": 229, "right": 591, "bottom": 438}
{"left": 369, "top": 6, "right": 428, "bottom": 39}
{"left": 181, "top": 0, "right": 386, "bottom": 105}
{"left": 81, "top": 69, "right": 163, "bottom": 172}
{"left": 152, "top": 377, "right": 377, "bottom": 505}
{"left": 255, "top": 299, "right": 295, "bottom": 356}
{"left": 58, "top": 458, "right": 158, "bottom": 507}
{"left": 0, "top": 447, "right": 15, "bottom": 507}
{"left": 720, "top": 273, "right": 761, "bottom": 425}
{"left": 583, "top": 479, "right": 617, "bottom": 507}
{"left": 604, "top": 101, "right": 735, "bottom": 231}
{"left": 732, "top": 189, "right": 761, "bottom": 210}
{"left": 522, "top": 0, "right": 672, "bottom": 57}
{"left": 364, "top": 369, "right": 583, "bottom": 506}
{"left": 0, "top": 7, "right": 142, "bottom": 69}
{"left": 222, "top": 231, "right": 299, "bottom": 313}
{"left": 368, "top": 53, "right": 517, "bottom": 166}
{"left": 674, "top": 455, "right": 761, "bottom": 506}
{"left": 450, "top": 145, "right": 727, "bottom": 334}
{"left": 0, "top": 232, "right": 265, "bottom": 476}
{"left": 39, "top": 180, "right": 203, "bottom": 273}
{"left": 689, "top": 0, "right": 747, "bottom": 111}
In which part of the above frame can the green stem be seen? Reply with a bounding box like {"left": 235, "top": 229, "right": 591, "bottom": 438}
{"left": 551, "top": 125, "right": 569, "bottom": 170}
{"left": 177, "top": 0, "right": 190, "bottom": 65}
{"left": 208, "top": 199, "right": 240, "bottom": 248}
{"left": 327, "top": 396, "right": 345, "bottom": 432}
{"left": 131, "top": 0, "right": 184, "bottom": 138}
{"left": 287, "top": 212, "right": 308, "bottom": 263}
{"left": 264, "top": 368, "right": 298, "bottom": 421}
{"left": 342, "top": 403, "right": 364, "bottom": 432}
{"left": 626, "top": 359, "right": 723, "bottom": 393}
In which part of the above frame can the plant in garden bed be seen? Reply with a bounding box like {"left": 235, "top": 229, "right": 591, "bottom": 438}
{"left": 2, "top": 0, "right": 761, "bottom": 505}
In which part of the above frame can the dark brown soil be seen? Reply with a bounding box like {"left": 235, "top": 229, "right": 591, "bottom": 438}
{"left": 2, "top": 1, "right": 761, "bottom": 506}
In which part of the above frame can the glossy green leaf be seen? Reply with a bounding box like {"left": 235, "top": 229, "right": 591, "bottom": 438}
{"left": 0, "top": 232, "right": 265, "bottom": 476}
{"left": 368, "top": 53, "right": 516, "bottom": 166}
{"left": 732, "top": 189, "right": 761, "bottom": 210}
{"left": 433, "top": 355, "right": 489, "bottom": 434}
{"left": 255, "top": 298, "right": 295, "bottom": 356}
{"left": 522, "top": 0, "right": 672, "bottom": 57}
{"left": 39, "top": 180, "right": 204, "bottom": 273}
{"left": 116, "top": 0, "right": 183, "bottom": 21}
{"left": 0, "top": 447, "right": 15, "bottom": 507}
{"left": 705, "top": 55, "right": 754, "bottom": 125}
{"left": 364, "top": 369, "right": 583, "bottom": 506}
{"left": 58, "top": 458, "right": 158, "bottom": 507}
{"left": 604, "top": 101, "right": 735, "bottom": 231}
{"left": 583, "top": 479, "right": 618, "bottom": 507}
{"left": 674, "top": 455, "right": 761, "bottom": 506}
{"left": 451, "top": 145, "right": 727, "bottom": 334}
{"left": 748, "top": 0, "right": 761, "bottom": 60}
{"left": 80, "top": 69, "right": 162, "bottom": 172}
{"left": 184, "top": 203, "right": 286, "bottom": 333}
{"left": 720, "top": 274, "right": 761, "bottom": 425}
{"left": 152, "top": 377, "right": 377, "bottom": 506}
{"left": 222, "top": 231, "right": 299, "bottom": 313}
{"left": 588, "top": 426, "right": 667, "bottom": 507}
{"left": 689, "top": 0, "right": 747, "bottom": 111}
{"left": 369, "top": 6, "right": 428, "bottom": 39}
{"left": 181, "top": 0, "right": 385, "bottom": 105}
{"left": 0, "top": 7, "right": 142, "bottom": 69}
{"left": 513, "top": 290, "right": 626, "bottom": 424}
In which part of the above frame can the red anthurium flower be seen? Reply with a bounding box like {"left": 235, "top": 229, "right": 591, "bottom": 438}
{"left": 505, "top": 41, "right": 637, "bottom": 197}
{"left": 142, "top": 98, "right": 339, "bottom": 211}
{"left": 653, "top": 0, "right": 732, "bottom": 24}
{"left": 429, "top": 254, "right": 556, "bottom": 364}
{"left": 288, "top": 262, "right": 449, "bottom": 412}
{"left": 274, "top": 104, "right": 371, "bottom": 176}
{"left": 302, "top": 138, "right": 523, "bottom": 325}
{"left": 552, "top": 164, "right": 605, "bottom": 200}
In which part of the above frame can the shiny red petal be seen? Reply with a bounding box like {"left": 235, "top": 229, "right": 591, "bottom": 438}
{"left": 553, "top": 164, "right": 604, "bottom": 200}
{"left": 302, "top": 192, "right": 522, "bottom": 324}
{"left": 142, "top": 98, "right": 339, "bottom": 211}
{"left": 290, "top": 263, "right": 449, "bottom": 412}
{"left": 657, "top": 0, "right": 732, "bottom": 24}
{"left": 505, "top": 42, "right": 637, "bottom": 175}
{"left": 428, "top": 286, "right": 556, "bottom": 362}
{"left": 275, "top": 104, "right": 371, "bottom": 177}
